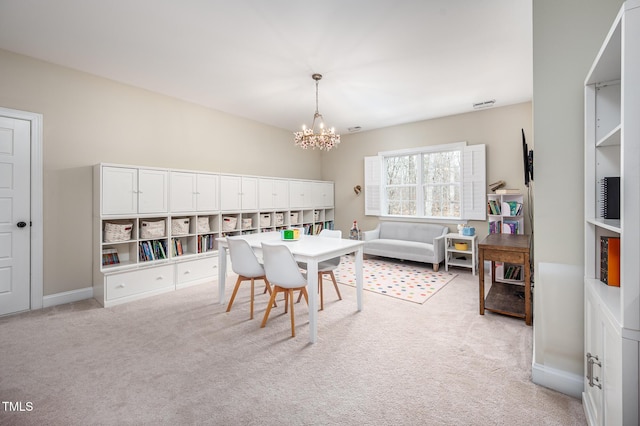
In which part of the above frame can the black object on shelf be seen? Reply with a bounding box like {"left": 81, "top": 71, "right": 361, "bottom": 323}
{"left": 601, "top": 176, "right": 620, "bottom": 219}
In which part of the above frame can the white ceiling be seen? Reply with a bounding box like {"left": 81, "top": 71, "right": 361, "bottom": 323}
{"left": 0, "top": 0, "right": 532, "bottom": 135}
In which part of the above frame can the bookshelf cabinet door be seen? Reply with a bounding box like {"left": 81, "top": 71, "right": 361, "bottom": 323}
{"left": 102, "top": 166, "right": 138, "bottom": 215}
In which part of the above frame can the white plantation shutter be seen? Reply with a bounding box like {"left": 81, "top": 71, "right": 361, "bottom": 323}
{"left": 461, "top": 144, "right": 486, "bottom": 220}
{"left": 364, "top": 156, "right": 382, "bottom": 216}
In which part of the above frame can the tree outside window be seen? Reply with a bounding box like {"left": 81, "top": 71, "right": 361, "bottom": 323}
{"left": 385, "top": 154, "right": 417, "bottom": 216}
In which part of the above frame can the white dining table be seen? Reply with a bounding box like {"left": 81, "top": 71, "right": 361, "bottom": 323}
{"left": 217, "top": 232, "right": 365, "bottom": 343}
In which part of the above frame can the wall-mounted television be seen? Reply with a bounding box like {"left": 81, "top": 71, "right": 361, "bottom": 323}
{"left": 522, "top": 129, "right": 534, "bottom": 187}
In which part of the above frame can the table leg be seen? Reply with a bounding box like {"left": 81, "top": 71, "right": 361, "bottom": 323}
{"left": 218, "top": 246, "right": 227, "bottom": 304}
{"left": 479, "top": 248, "right": 485, "bottom": 315}
{"left": 354, "top": 246, "right": 364, "bottom": 311}
{"left": 307, "top": 260, "right": 319, "bottom": 344}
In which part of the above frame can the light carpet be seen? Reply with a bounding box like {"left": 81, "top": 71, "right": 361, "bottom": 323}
{"left": 0, "top": 269, "right": 587, "bottom": 425}
{"left": 334, "top": 255, "right": 457, "bottom": 304}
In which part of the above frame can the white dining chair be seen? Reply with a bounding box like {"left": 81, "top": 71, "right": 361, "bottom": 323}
{"left": 297, "top": 228, "right": 343, "bottom": 310}
{"left": 260, "top": 243, "right": 309, "bottom": 337}
{"left": 226, "top": 237, "right": 273, "bottom": 320}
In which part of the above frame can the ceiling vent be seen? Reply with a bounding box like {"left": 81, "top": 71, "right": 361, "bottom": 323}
{"left": 472, "top": 99, "right": 496, "bottom": 109}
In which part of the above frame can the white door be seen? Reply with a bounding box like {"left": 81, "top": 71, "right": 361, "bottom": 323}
{"left": 0, "top": 116, "right": 31, "bottom": 315}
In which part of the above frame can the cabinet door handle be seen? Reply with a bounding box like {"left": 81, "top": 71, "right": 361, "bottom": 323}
{"left": 156, "top": 276, "right": 164, "bottom": 280}
{"left": 117, "top": 283, "right": 126, "bottom": 288}
{"left": 586, "top": 352, "right": 602, "bottom": 389}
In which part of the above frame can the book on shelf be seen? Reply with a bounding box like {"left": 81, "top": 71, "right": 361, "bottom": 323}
{"left": 504, "top": 264, "right": 522, "bottom": 280}
{"left": 495, "top": 189, "right": 521, "bottom": 195}
{"left": 102, "top": 248, "right": 120, "bottom": 266}
{"left": 171, "top": 238, "right": 184, "bottom": 256}
{"left": 487, "top": 200, "right": 501, "bottom": 215}
{"left": 501, "top": 201, "right": 523, "bottom": 217}
{"left": 488, "top": 221, "right": 500, "bottom": 234}
{"left": 502, "top": 220, "right": 520, "bottom": 234}
{"left": 152, "top": 240, "right": 167, "bottom": 260}
{"left": 600, "top": 176, "right": 620, "bottom": 220}
{"left": 600, "top": 236, "right": 620, "bottom": 286}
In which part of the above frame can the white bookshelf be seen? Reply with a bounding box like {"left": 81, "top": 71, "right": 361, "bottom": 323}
{"left": 582, "top": 2, "right": 640, "bottom": 425}
{"left": 93, "top": 163, "right": 335, "bottom": 307}
{"left": 487, "top": 192, "right": 525, "bottom": 283}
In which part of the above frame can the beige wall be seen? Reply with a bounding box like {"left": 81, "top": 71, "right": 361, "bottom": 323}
{"left": 322, "top": 102, "right": 533, "bottom": 239}
{"left": 531, "top": 0, "right": 623, "bottom": 396}
{"left": 0, "top": 49, "right": 322, "bottom": 296}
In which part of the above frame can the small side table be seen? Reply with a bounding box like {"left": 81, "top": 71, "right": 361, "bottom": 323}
{"left": 444, "top": 233, "right": 478, "bottom": 275}
{"left": 478, "top": 233, "right": 531, "bottom": 326}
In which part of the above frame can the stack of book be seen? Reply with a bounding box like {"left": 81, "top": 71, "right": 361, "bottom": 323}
{"left": 102, "top": 248, "right": 120, "bottom": 266}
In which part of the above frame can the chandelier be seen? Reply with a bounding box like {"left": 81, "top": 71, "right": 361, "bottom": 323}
{"left": 294, "top": 73, "right": 341, "bottom": 150}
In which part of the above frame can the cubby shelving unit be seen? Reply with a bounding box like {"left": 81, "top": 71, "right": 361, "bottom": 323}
{"left": 93, "top": 163, "right": 335, "bottom": 307}
{"left": 487, "top": 192, "right": 525, "bottom": 284}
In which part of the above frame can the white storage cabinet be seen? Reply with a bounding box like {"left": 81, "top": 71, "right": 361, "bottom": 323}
{"left": 582, "top": 2, "right": 640, "bottom": 425}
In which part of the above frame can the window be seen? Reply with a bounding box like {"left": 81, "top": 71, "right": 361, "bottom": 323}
{"left": 365, "top": 142, "right": 486, "bottom": 221}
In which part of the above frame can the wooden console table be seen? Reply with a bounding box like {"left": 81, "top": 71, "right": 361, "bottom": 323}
{"left": 478, "top": 233, "right": 531, "bottom": 325}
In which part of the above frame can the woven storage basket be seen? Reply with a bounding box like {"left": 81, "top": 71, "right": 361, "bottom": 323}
{"left": 197, "top": 217, "right": 211, "bottom": 233}
{"left": 222, "top": 216, "right": 237, "bottom": 232}
{"left": 242, "top": 218, "right": 252, "bottom": 229}
{"left": 171, "top": 218, "right": 190, "bottom": 236}
{"left": 140, "top": 220, "right": 165, "bottom": 239}
{"left": 103, "top": 222, "right": 133, "bottom": 243}
{"left": 274, "top": 213, "right": 284, "bottom": 226}
{"left": 289, "top": 212, "right": 298, "bottom": 224}
{"left": 260, "top": 214, "right": 271, "bottom": 228}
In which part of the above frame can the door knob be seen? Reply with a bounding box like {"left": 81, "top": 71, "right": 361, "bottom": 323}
{"left": 17, "top": 221, "right": 27, "bottom": 228}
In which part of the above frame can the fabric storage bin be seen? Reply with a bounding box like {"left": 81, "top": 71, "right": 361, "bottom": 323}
{"left": 242, "top": 218, "right": 252, "bottom": 229}
{"left": 140, "top": 220, "right": 165, "bottom": 239}
{"left": 197, "top": 217, "right": 211, "bottom": 233}
{"left": 274, "top": 213, "right": 284, "bottom": 226}
{"left": 104, "top": 222, "right": 133, "bottom": 243}
{"left": 171, "top": 218, "right": 190, "bottom": 236}
{"left": 222, "top": 216, "right": 237, "bottom": 231}
{"left": 260, "top": 214, "right": 271, "bottom": 228}
{"left": 313, "top": 210, "right": 320, "bottom": 221}
{"left": 289, "top": 212, "right": 298, "bottom": 224}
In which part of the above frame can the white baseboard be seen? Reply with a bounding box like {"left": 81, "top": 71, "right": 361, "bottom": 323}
{"left": 42, "top": 287, "right": 94, "bottom": 308}
{"left": 532, "top": 362, "right": 584, "bottom": 399}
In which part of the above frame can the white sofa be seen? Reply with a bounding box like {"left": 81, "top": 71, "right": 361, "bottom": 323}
{"left": 361, "top": 222, "right": 449, "bottom": 271}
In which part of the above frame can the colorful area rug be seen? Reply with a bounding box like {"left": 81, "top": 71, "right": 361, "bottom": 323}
{"left": 334, "top": 255, "right": 457, "bottom": 304}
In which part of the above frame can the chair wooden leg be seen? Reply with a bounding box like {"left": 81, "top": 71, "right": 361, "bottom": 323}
{"left": 298, "top": 279, "right": 319, "bottom": 305}
{"left": 328, "top": 271, "right": 342, "bottom": 300}
{"left": 250, "top": 278, "right": 255, "bottom": 320}
{"left": 300, "top": 287, "right": 309, "bottom": 305}
{"left": 318, "top": 272, "right": 324, "bottom": 311}
{"left": 226, "top": 276, "right": 244, "bottom": 313}
{"left": 262, "top": 278, "right": 277, "bottom": 307}
{"left": 284, "top": 290, "right": 289, "bottom": 314}
{"left": 288, "top": 289, "right": 295, "bottom": 337}
{"left": 260, "top": 286, "right": 280, "bottom": 328}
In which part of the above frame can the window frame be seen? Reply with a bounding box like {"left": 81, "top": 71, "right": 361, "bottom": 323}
{"left": 365, "top": 142, "right": 486, "bottom": 222}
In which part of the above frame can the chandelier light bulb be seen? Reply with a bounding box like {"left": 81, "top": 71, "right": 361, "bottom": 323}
{"left": 293, "top": 73, "right": 341, "bottom": 151}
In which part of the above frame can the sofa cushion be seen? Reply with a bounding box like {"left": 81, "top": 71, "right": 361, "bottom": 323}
{"left": 366, "top": 239, "right": 434, "bottom": 259}
{"left": 378, "top": 222, "right": 444, "bottom": 244}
